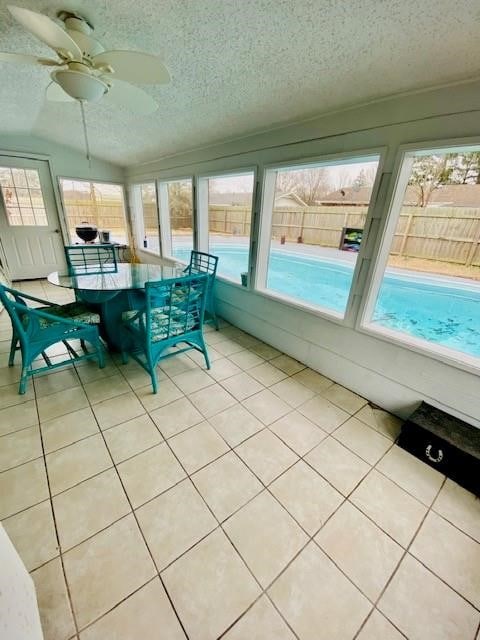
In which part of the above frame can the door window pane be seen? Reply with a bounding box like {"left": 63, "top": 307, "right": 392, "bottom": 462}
{"left": 366, "top": 149, "right": 480, "bottom": 363}
{"left": 0, "top": 167, "right": 48, "bottom": 226}
{"left": 259, "top": 157, "right": 380, "bottom": 316}
{"left": 131, "top": 183, "right": 159, "bottom": 254}
{"left": 60, "top": 179, "right": 127, "bottom": 244}
{"left": 159, "top": 179, "right": 194, "bottom": 261}
{"left": 205, "top": 172, "right": 255, "bottom": 283}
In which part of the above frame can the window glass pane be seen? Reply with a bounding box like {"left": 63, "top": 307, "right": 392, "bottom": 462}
{"left": 368, "top": 150, "right": 480, "bottom": 362}
{"left": 261, "top": 157, "right": 380, "bottom": 316}
{"left": 207, "top": 172, "right": 254, "bottom": 283}
{"left": 0, "top": 167, "right": 48, "bottom": 226}
{"left": 60, "top": 179, "right": 127, "bottom": 244}
{"left": 166, "top": 179, "right": 194, "bottom": 260}
{"left": 131, "top": 183, "right": 159, "bottom": 254}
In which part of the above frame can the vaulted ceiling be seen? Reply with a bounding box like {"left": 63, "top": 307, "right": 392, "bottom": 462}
{"left": 1, "top": 0, "right": 479, "bottom": 167}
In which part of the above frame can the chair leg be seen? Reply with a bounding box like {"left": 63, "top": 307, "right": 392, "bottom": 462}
{"left": 80, "top": 339, "right": 88, "bottom": 353}
{"left": 199, "top": 336, "right": 211, "bottom": 369}
{"left": 8, "top": 336, "right": 17, "bottom": 367}
{"left": 150, "top": 370, "right": 158, "bottom": 394}
{"left": 121, "top": 350, "right": 129, "bottom": 365}
{"left": 18, "top": 367, "right": 28, "bottom": 395}
{"left": 97, "top": 343, "right": 105, "bottom": 369}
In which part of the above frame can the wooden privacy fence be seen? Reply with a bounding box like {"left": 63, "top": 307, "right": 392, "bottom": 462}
{"left": 206, "top": 204, "right": 480, "bottom": 267}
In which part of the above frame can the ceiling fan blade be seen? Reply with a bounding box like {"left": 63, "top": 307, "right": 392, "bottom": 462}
{"left": 103, "top": 80, "right": 158, "bottom": 114}
{"left": 46, "top": 81, "right": 75, "bottom": 102}
{"left": 93, "top": 50, "right": 170, "bottom": 85}
{"left": 0, "top": 51, "right": 61, "bottom": 66}
{"left": 7, "top": 5, "right": 82, "bottom": 58}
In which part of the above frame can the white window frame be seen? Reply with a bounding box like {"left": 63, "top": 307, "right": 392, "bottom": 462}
{"left": 157, "top": 176, "right": 195, "bottom": 263}
{"left": 358, "top": 137, "right": 480, "bottom": 375}
{"left": 255, "top": 150, "right": 385, "bottom": 323}
{"left": 129, "top": 181, "right": 161, "bottom": 256}
{"left": 196, "top": 166, "right": 258, "bottom": 284}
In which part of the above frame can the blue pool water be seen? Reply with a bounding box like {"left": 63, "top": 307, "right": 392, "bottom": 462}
{"left": 173, "top": 245, "right": 480, "bottom": 358}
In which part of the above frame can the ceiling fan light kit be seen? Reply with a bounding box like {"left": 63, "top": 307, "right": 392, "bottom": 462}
{"left": 52, "top": 69, "right": 108, "bottom": 102}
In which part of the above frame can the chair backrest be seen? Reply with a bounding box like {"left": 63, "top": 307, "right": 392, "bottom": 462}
{"left": 144, "top": 273, "right": 209, "bottom": 344}
{"left": 187, "top": 250, "right": 219, "bottom": 278}
{"left": 64, "top": 244, "right": 117, "bottom": 275}
{"left": 0, "top": 284, "right": 34, "bottom": 340}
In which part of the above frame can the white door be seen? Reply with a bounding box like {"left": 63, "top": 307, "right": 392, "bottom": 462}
{"left": 0, "top": 157, "right": 66, "bottom": 279}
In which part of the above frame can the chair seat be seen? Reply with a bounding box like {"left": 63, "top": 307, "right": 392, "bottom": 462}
{"left": 38, "top": 302, "right": 100, "bottom": 328}
{"left": 122, "top": 306, "right": 197, "bottom": 342}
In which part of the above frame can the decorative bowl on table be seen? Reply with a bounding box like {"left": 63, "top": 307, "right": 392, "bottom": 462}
{"left": 75, "top": 222, "right": 98, "bottom": 243}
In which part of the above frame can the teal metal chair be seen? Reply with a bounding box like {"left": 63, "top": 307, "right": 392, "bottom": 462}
{"left": 121, "top": 273, "right": 210, "bottom": 393}
{"left": 0, "top": 284, "right": 104, "bottom": 394}
{"left": 185, "top": 250, "right": 219, "bottom": 329}
{"left": 64, "top": 244, "right": 118, "bottom": 275}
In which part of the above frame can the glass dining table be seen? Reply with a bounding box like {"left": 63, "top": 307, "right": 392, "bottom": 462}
{"left": 48, "top": 262, "right": 185, "bottom": 350}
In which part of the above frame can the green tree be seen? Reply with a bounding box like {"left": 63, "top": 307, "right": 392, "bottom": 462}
{"left": 408, "top": 155, "right": 454, "bottom": 206}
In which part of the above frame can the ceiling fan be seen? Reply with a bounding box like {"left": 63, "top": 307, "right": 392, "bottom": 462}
{"left": 0, "top": 5, "right": 170, "bottom": 115}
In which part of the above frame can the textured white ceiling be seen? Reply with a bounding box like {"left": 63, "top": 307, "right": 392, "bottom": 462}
{"left": 1, "top": 0, "right": 480, "bottom": 167}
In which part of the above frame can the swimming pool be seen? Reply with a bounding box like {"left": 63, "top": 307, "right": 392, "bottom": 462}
{"left": 173, "top": 245, "right": 480, "bottom": 359}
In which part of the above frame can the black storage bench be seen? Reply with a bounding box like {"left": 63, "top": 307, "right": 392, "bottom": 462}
{"left": 397, "top": 401, "right": 480, "bottom": 496}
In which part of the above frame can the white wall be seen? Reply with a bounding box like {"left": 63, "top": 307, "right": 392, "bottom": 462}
{"left": 129, "top": 80, "right": 480, "bottom": 427}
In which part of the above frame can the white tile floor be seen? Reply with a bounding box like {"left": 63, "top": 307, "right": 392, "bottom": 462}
{"left": 1, "top": 279, "right": 480, "bottom": 640}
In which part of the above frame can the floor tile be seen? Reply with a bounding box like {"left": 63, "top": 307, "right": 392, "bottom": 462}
{"left": 83, "top": 374, "right": 131, "bottom": 404}
{"left": 206, "top": 357, "right": 243, "bottom": 381}
{"left": 321, "top": 383, "right": 367, "bottom": 414}
{"left": 355, "top": 404, "right": 402, "bottom": 441}
{"left": 291, "top": 368, "right": 334, "bottom": 393}
{"left": 31, "top": 557, "right": 76, "bottom": 640}
{"left": 249, "top": 342, "right": 281, "bottom": 360}
{"left": 169, "top": 421, "right": 229, "bottom": 473}
{"left": 53, "top": 468, "right": 131, "bottom": 551}
{"left": 63, "top": 514, "right": 156, "bottom": 630}
{"left": 92, "top": 391, "right": 145, "bottom": 430}
{"left": 270, "top": 461, "right": 343, "bottom": 535}
{"left": 214, "top": 338, "right": 245, "bottom": 356}
{"left": 0, "top": 425, "right": 42, "bottom": 471}
{"left": 242, "top": 389, "right": 291, "bottom": 425}
{"left": 305, "top": 437, "right": 370, "bottom": 496}
{"left": 270, "top": 377, "right": 315, "bottom": 408}
{"left": 221, "top": 371, "right": 265, "bottom": 401}
{"left": 160, "top": 353, "right": 199, "bottom": 376}
{"left": 298, "top": 396, "right": 349, "bottom": 432}
{"left": 209, "top": 403, "right": 264, "bottom": 447}
{"left": 249, "top": 362, "right": 288, "bottom": 386}
{"left": 357, "top": 610, "right": 406, "bottom": 640}
{"left": 0, "top": 381, "right": 35, "bottom": 409}
{"left": 235, "top": 429, "right": 298, "bottom": 484}
{"left": 189, "top": 383, "right": 237, "bottom": 418}
{"left": 76, "top": 360, "right": 119, "bottom": 385}
{"left": 135, "top": 378, "right": 183, "bottom": 411}
{"left": 162, "top": 528, "right": 261, "bottom": 640}
{"left": 316, "top": 501, "right": 403, "bottom": 600}
{"left": 377, "top": 445, "right": 444, "bottom": 506}
{"left": 189, "top": 344, "right": 222, "bottom": 365}
{"left": 79, "top": 578, "right": 186, "bottom": 640}
{"left": 2, "top": 500, "right": 58, "bottom": 571}
{"left": 120, "top": 359, "right": 167, "bottom": 389}
{"left": 0, "top": 364, "right": 21, "bottom": 388}
{"left": 46, "top": 434, "right": 112, "bottom": 496}
{"left": 117, "top": 442, "right": 186, "bottom": 508}
{"left": 270, "top": 411, "right": 326, "bottom": 456}
{"left": 433, "top": 479, "right": 480, "bottom": 542}
{"left": 150, "top": 397, "right": 204, "bottom": 438}
{"left": 269, "top": 542, "right": 371, "bottom": 640}
{"left": 37, "top": 386, "right": 88, "bottom": 422}
{"left": 350, "top": 470, "right": 427, "bottom": 547}
{"left": 41, "top": 407, "right": 99, "bottom": 454}
{"left": 223, "top": 595, "right": 295, "bottom": 640}
{"left": 34, "top": 368, "right": 80, "bottom": 397}
{"left": 224, "top": 491, "right": 308, "bottom": 587}
{"left": 229, "top": 350, "right": 265, "bottom": 370}
{"left": 0, "top": 458, "right": 49, "bottom": 519}
{"left": 270, "top": 354, "right": 305, "bottom": 375}
{"left": 378, "top": 554, "right": 479, "bottom": 640}
{"left": 172, "top": 368, "right": 215, "bottom": 394}
{"left": 410, "top": 511, "right": 480, "bottom": 607}
{"left": 333, "top": 416, "right": 392, "bottom": 465}
{"left": 0, "top": 400, "right": 38, "bottom": 436}
{"left": 192, "top": 451, "right": 263, "bottom": 522}
{"left": 136, "top": 478, "right": 217, "bottom": 570}
{"left": 103, "top": 413, "right": 162, "bottom": 463}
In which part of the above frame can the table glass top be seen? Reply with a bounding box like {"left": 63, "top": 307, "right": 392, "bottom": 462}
{"left": 48, "top": 262, "right": 185, "bottom": 291}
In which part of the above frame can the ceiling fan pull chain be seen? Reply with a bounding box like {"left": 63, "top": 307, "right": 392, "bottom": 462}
{"left": 79, "top": 99, "right": 91, "bottom": 168}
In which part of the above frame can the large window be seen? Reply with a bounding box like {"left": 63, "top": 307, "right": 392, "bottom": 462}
{"left": 201, "top": 171, "right": 255, "bottom": 283}
{"left": 131, "top": 183, "right": 159, "bottom": 254}
{"left": 158, "top": 179, "right": 194, "bottom": 261}
{"left": 59, "top": 179, "right": 127, "bottom": 244}
{"left": 0, "top": 167, "right": 47, "bottom": 226}
{"left": 363, "top": 147, "right": 480, "bottom": 366}
{"left": 257, "top": 156, "right": 380, "bottom": 316}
